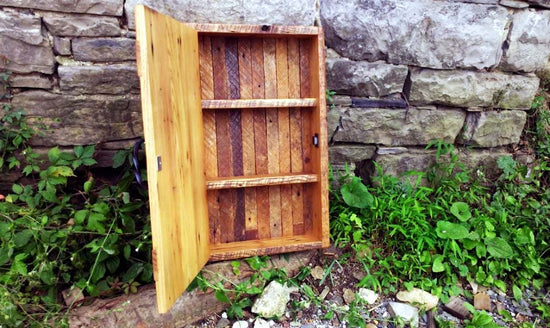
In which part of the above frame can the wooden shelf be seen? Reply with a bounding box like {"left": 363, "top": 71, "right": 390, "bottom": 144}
{"left": 201, "top": 98, "right": 317, "bottom": 109}
{"left": 209, "top": 234, "right": 322, "bottom": 261}
{"left": 206, "top": 173, "right": 318, "bottom": 190}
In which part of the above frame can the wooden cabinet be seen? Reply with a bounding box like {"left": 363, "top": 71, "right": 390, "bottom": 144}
{"left": 135, "top": 5, "right": 328, "bottom": 313}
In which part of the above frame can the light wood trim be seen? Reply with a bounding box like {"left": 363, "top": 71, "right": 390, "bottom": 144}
{"left": 206, "top": 173, "right": 318, "bottom": 190}
{"left": 135, "top": 5, "right": 210, "bottom": 313}
{"left": 201, "top": 98, "right": 316, "bottom": 109}
{"left": 186, "top": 23, "right": 320, "bottom": 36}
{"left": 209, "top": 235, "right": 322, "bottom": 261}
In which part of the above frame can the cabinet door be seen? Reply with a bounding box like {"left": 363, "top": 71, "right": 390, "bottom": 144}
{"left": 135, "top": 5, "right": 209, "bottom": 313}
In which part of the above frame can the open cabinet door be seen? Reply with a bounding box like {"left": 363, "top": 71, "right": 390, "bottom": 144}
{"left": 135, "top": 5, "right": 210, "bottom": 313}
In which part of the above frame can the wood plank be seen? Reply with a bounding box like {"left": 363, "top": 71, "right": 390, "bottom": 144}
{"left": 209, "top": 235, "right": 322, "bottom": 261}
{"left": 238, "top": 38, "right": 258, "bottom": 240}
{"left": 299, "top": 38, "right": 313, "bottom": 235}
{"left": 264, "top": 37, "right": 282, "bottom": 238}
{"left": 202, "top": 98, "right": 316, "bottom": 109}
{"left": 275, "top": 38, "right": 293, "bottom": 237}
{"left": 288, "top": 37, "right": 304, "bottom": 235}
{"left": 225, "top": 37, "right": 246, "bottom": 242}
{"left": 199, "top": 35, "right": 221, "bottom": 244}
{"left": 206, "top": 173, "right": 318, "bottom": 189}
{"left": 308, "top": 34, "right": 329, "bottom": 247}
{"left": 189, "top": 23, "right": 320, "bottom": 36}
{"left": 212, "top": 36, "right": 235, "bottom": 243}
{"left": 251, "top": 38, "right": 270, "bottom": 240}
{"left": 135, "top": 5, "right": 209, "bottom": 313}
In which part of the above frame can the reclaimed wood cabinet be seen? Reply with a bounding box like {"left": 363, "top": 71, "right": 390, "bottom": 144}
{"left": 135, "top": 5, "right": 328, "bottom": 313}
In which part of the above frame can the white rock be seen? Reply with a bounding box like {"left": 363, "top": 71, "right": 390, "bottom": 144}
{"left": 253, "top": 318, "right": 270, "bottom": 328}
{"left": 388, "top": 302, "right": 419, "bottom": 328}
{"left": 357, "top": 288, "right": 378, "bottom": 305}
{"left": 251, "top": 281, "right": 297, "bottom": 318}
{"left": 396, "top": 288, "right": 439, "bottom": 310}
{"left": 232, "top": 320, "right": 249, "bottom": 328}
{"left": 310, "top": 266, "right": 325, "bottom": 280}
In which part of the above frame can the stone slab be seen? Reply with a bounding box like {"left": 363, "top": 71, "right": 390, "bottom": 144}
{"left": 0, "top": 0, "right": 123, "bottom": 16}
{"left": 500, "top": 9, "right": 550, "bottom": 72}
{"left": 73, "top": 37, "right": 136, "bottom": 62}
{"left": 53, "top": 37, "right": 72, "bottom": 56}
{"left": 499, "top": 0, "right": 530, "bottom": 8}
{"left": 329, "top": 145, "right": 376, "bottom": 164}
{"left": 42, "top": 12, "right": 121, "bottom": 37}
{"left": 443, "top": 296, "right": 471, "bottom": 320}
{"left": 58, "top": 64, "right": 140, "bottom": 95}
{"left": 474, "top": 293, "right": 492, "bottom": 311}
{"left": 351, "top": 97, "right": 407, "bottom": 109}
{"left": 0, "top": 10, "right": 55, "bottom": 74}
{"left": 527, "top": 0, "right": 550, "bottom": 8}
{"left": 330, "top": 107, "right": 466, "bottom": 146}
{"left": 11, "top": 91, "right": 142, "bottom": 146}
{"left": 409, "top": 68, "right": 540, "bottom": 109}
{"left": 326, "top": 59, "right": 408, "bottom": 97}
{"left": 321, "top": 0, "right": 509, "bottom": 69}
{"left": 125, "top": 0, "right": 316, "bottom": 30}
{"left": 9, "top": 74, "right": 51, "bottom": 89}
{"left": 458, "top": 110, "right": 527, "bottom": 147}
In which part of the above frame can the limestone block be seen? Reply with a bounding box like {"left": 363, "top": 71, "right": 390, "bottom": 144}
{"left": 125, "top": 0, "right": 316, "bottom": 30}
{"left": 53, "top": 37, "right": 72, "bottom": 56}
{"left": 329, "top": 145, "right": 376, "bottom": 164}
{"left": 0, "top": 10, "right": 55, "bottom": 74}
{"left": 526, "top": 0, "right": 550, "bottom": 8}
{"left": 374, "top": 149, "right": 436, "bottom": 179}
{"left": 409, "top": 68, "right": 540, "bottom": 109}
{"left": 388, "top": 302, "right": 419, "bottom": 327}
{"left": 499, "top": 0, "right": 530, "bottom": 8}
{"left": 58, "top": 64, "right": 139, "bottom": 95}
{"left": 458, "top": 110, "right": 527, "bottom": 147}
{"left": 330, "top": 106, "right": 466, "bottom": 146}
{"left": 42, "top": 12, "right": 121, "bottom": 37}
{"left": 0, "top": 0, "right": 123, "bottom": 16}
{"left": 326, "top": 58, "right": 408, "bottom": 97}
{"left": 449, "top": 0, "right": 499, "bottom": 3}
{"left": 500, "top": 10, "right": 550, "bottom": 73}
{"left": 396, "top": 288, "right": 439, "bottom": 310}
{"left": 73, "top": 37, "right": 136, "bottom": 62}
{"left": 9, "top": 74, "right": 51, "bottom": 89}
{"left": 320, "top": 0, "right": 509, "bottom": 69}
{"left": 12, "top": 91, "right": 142, "bottom": 146}
{"left": 251, "top": 281, "right": 298, "bottom": 318}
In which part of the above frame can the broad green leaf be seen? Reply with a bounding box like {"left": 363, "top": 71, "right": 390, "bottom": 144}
{"left": 47, "top": 146, "right": 61, "bottom": 163}
{"left": 90, "top": 262, "right": 106, "bottom": 283}
{"left": 105, "top": 257, "right": 120, "bottom": 273}
{"left": 11, "top": 184, "right": 23, "bottom": 194}
{"left": 74, "top": 145, "right": 84, "bottom": 158}
{"left": 39, "top": 268, "right": 56, "bottom": 285}
{"left": 485, "top": 237, "right": 514, "bottom": 259}
{"left": 436, "top": 221, "right": 469, "bottom": 240}
{"left": 49, "top": 166, "right": 74, "bottom": 178}
{"left": 13, "top": 229, "right": 33, "bottom": 248}
{"left": 475, "top": 268, "right": 487, "bottom": 283}
{"left": 123, "top": 245, "right": 131, "bottom": 260}
{"left": 514, "top": 227, "right": 534, "bottom": 246}
{"left": 341, "top": 177, "right": 373, "bottom": 209}
{"left": 512, "top": 285, "right": 522, "bottom": 302}
{"left": 122, "top": 263, "right": 143, "bottom": 282}
{"left": 74, "top": 210, "right": 89, "bottom": 225}
{"left": 81, "top": 145, "right": 95, "bottom": 158}
{"left": 215, "top": 289, "right": 230, "bottom": 303}
{"left": 494, "top": 280, "right": 506, "bottom": 293}
{"left": 450, "top": 202, "right": 471, "bottom": 222}
{"left": 432, "top": 255, "right": 445, "bottom": 273}
{"left": 87, "top": 212, "right": 106, "bottom": 233}
{"left": 0, "top": 247, "right": 11, "bottom": 266}
{"left": 112, "top": 150, "right": 128, "bottom": 168}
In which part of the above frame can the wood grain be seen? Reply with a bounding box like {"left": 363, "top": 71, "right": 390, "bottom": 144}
{"left": 238, "top": 38, "right": 258, "bottom": 240}
{"left": 275, "top": 38, "right": 293, "bottom": 237}
{"left": 206, "top": 173, "right": 318, "bottom": 189}
{"left": 263, "top": 37, "right": 281, "bottom": 238}
{"left": 187, "top": 23, "right": 320, "bottom": 36}
{"left": 251, "top": 38, "right": 270, "bottom": 240}
{"left": 288, "top": 38, "right": 304, "bottom": 235}
{"left": 202, "top": 98, "right": 316, "bottom": 109}
{"left": 135, "top": 5, "right": 209, "bottom": 313}
{"left": 212, "top": 37, "right": 235, "bottom": 243}
{"left": 199, "top": 35, "right": 221, "bottom": 244}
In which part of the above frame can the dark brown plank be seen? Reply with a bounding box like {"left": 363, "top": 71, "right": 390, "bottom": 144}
{"left": 299, "top": 39, "right": 313, "bottom": 234}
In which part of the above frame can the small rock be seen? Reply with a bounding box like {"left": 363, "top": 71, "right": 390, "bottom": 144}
{"left": 474, "top": 293, "right": 491, "bottom": 311}
{"left": 443, "top": 296, "right": 472, "bottom": 320}
{"left": 254, "top": 318, "right": 270, "bottom": 328}
{"left": 62, "top": 287, "right": 84, "bottom": 306}
{"left": 319, "top": 286, "right": 330, "bottom": 300}
{"left": 343, "top": 288, "right": 356, "bottom": 304}
{"left": 311, "top": 266, "right": 325, "bottom": 280}
{"left": 217, "top": 318, "right": 230, "bottom": 328}
{"left": 222, "top": 312, "right": 228, "bottom": 319}
{"left": 388, "top": 302, "right": 419, "bottom": 328}
{"left": 289, "top": 321, "right": 301, "bottom": 327}
{"left": 366, "top": 324, "right": 377, "bottom": 328}
{"left": 396, "top": 288, "right": 439, "bottom": 310}
{"left": 469, "top": 280, "right": 479, "bottom": 294}
{"left": 232, "top": 321, "right": 249, "bottom": 328}
{"left": 352, "top": 270, "right": 365, "bottom": 281}
{"left": 251, "top": 281, "right": 297, "bottom": 318}
{"left": 496, "top": 301, "right": 505, "bottom": 312}
{"left": 357, "top": 288, "right": 378, "bottom": 305}
{"left": 499, "top": 0, "right": 530, "bottom": 8}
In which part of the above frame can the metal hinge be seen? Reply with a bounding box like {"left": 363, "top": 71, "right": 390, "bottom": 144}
{"left": 312, "top": 133, "right": 319, "bottom": 147}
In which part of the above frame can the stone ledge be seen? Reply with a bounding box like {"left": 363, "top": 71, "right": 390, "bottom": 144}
{"left": 0, "top": 0, "right": 123, "bottom": 16}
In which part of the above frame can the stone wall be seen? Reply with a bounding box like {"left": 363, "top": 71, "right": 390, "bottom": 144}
{"left": 1, "top": 0, "right": 549, "bottom": 179}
